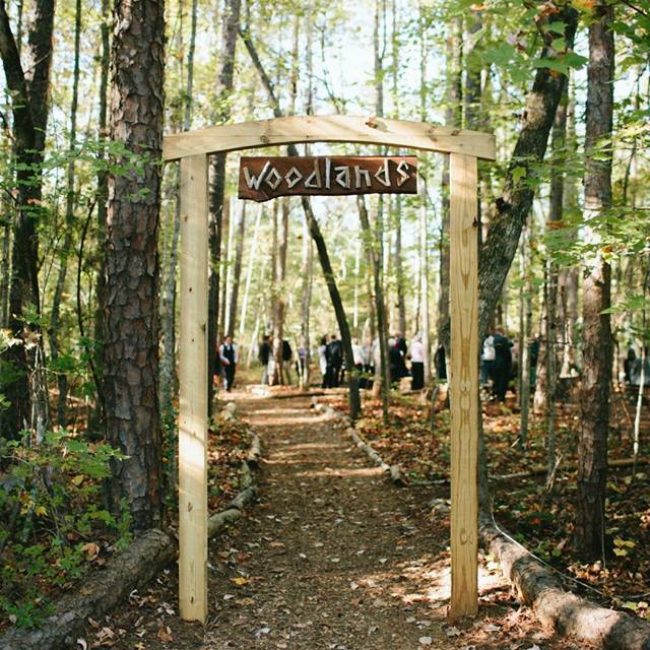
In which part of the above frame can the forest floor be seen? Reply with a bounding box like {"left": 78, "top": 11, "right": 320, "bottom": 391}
{"left": 91, "top": 389, "right": 599, "bottom": 650}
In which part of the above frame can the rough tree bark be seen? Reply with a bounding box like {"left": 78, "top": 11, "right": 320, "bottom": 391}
{"left": 477, "top": 6, "right": 578, "bottom": 340}
{"left": 576, "top": 0, "right": 614, "bottom": 560}
{"left": 103, "top": 0, "right": 165, "bottom": 533}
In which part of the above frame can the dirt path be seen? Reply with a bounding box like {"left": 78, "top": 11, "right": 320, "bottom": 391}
{"left": 103, "top": 392, "right": 588, "bottom": 650}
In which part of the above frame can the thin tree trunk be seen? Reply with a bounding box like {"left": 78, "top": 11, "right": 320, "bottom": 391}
{"left": 239, "top": 204, "right": 262, "bottom": 338}
{"left": 438, "top": 17, "right": 462, "bottom": 351}
{"left": 544, "top": 87, "right": 568, "bottom": 484}
{"left": 373, "top": 0, "right": 390, "bottom": 417}
{"left": 518, "top": 230, "right": 532, "bottom": 447}
{"left": 240, "top": 27, "right": 361, "bottom": 418}
{"left": 49, "top": 0, "right": 81, "bottom": 427}
{"left": 207, "top": 0, "right": 241, "bottom": 412}
{"left": 358, "top": 195, "right": 389, "bottom": 422}
{"left": 576, "top": 0, "right": 614, "bottom": 561}
{"left": 159, "top": 0, "right": 197, "bottom": 503}
{"left": 104, "top": 0, "right": 165, "bottom": 533}
{"left": 93, "top": 0, "right": 110, "bottom": 417}
{"left": 299, "top": 214, "right": 313, "bottom": 389}
{"left": 271, "top": 199, "right": 288, "bottom": 384}
{"left": 226, "top": 202, "right": 246, "bottom": 338}
{"left": 0, "top": 0, "right": 55, "bottom": 439}
{"left": 418, "top": 1, "right": 430, "bottom": 384}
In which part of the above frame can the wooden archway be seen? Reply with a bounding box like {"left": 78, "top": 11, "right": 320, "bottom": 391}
{"left": 163, "top": 115, "right": 496, "bottom": 623}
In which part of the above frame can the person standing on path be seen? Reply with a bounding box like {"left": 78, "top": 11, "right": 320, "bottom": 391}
{"left": 410, "top": 334, "right": 425, "bottom": 390}
{"left": 219, "top": 335, "right": 238, "bottom": 392}
{"left": 492, "top": 329, "right": 512, "bottom": 402}
{"left": 258, "top": 335, "right": 272, "bottom": 385}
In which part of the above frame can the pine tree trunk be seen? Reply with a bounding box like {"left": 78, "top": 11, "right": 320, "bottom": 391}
{"left": 576, "top": 0, "right": 614, "bottom": 560}
{"left": 104, "top": 0, "right": 165, "bottom": 533}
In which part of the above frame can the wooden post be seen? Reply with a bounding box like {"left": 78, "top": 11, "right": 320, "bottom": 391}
{"left": 178, "top": 154, "right": 209, "bottom": 623}
{"left": 449, "top": 152, "right": 479, "bottom": 620}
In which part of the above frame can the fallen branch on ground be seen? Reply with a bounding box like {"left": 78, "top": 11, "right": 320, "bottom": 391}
{"left": 494, "top": 456, "right": 650, "bottom": 482}
{"left": 0, "top": 529, "right": 176, "bottom": 650}
{"left": 0, "top": 423, "right": 263, "bottom": 650}
{"left": 347, "top": 427, "right": 406, "bottom": 486}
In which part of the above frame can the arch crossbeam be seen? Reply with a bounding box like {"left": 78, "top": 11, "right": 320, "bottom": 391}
{"left": 163, "top": 115, "right": 496, "bottom": 161}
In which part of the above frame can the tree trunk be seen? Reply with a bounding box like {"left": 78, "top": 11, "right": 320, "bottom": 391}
{"left": 160, "top": 0, "right": 197, "bottom": 502}
{"left": 240, "top": 27, "right": 360, "bottom": 418}
{"left": 576, "top": 0, "right": 614, "bottom": 560}
{"left": 300, "top": 213, "right": 313, "bottom": 389}
{"left": 272, "top": 200, "right": 288, "bottom": 385}
{"left": 226, "top": 202, "right": 247, "bottom": 338}
{"left": 477, "top": 6, "right": 578, "bottom": 341}
{"left": 207, "top": 0, "right": 241, "bottom": 413}
{"left": 0, "top": 0, "right": 55, "bottom": 440}
{"left": 358, "top": 195, "right": 389, "bottom": 422}
{"left": 104, "top": 0, "right": 165, "bottom": 533}
{"left": 438, "top": 17, "right": 462, "bottom": 351}
{"left": 544, "top": 87, "right": 568, "bottom": 484}
{"left": 238, "top": 204, "right": 263, "bottom": 338}
{"left": 49, "top": 0, "right": 81, "bottom": 427}
{"left": 93, "top": 0, "right": 110, "bottom": 420}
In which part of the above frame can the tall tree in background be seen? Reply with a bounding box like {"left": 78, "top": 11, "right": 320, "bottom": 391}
{"left": 49, "top": 0, "right": 82, "bottom": 427}
{"left": 0, "top": 0, "right": 55, "bottom": 439}
{"left": 103, "top": 0, "right": 165, "bottom": 533}
{"left": 576, "top": 0, "right": 614, "bottom": 560}
{"left": 208, "top": 0, "right": 241, "bottom": 410}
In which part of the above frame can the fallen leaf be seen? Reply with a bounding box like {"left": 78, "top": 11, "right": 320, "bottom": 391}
{"left": 419, "top": 637, "right": 433, "bottom": 646}
{"left": 230, "top": 576, "right": 251, "bottom": 586}
{"left": 157, "top": 625, "right": 173, "bottom": 642}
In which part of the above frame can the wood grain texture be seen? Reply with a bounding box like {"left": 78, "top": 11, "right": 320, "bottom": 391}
{"left": 449, "top": 153, "right": 479, "bottom": 620}
{"left": 163, "top": 115, "right": 496, "bottom": 161}
{"left": 178, "top": 155, "right": 209, "bottom": 623}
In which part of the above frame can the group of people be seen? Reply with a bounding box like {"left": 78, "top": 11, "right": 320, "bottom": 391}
{"left": 316, "top": 332, "right": 429, "bottom": 391}
{"left": 257, "top": 335, "right": 297, "bottom": 385}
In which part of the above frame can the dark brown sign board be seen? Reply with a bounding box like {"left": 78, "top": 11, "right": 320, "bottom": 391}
{"left": 238, "top": 155, "right": 418, "bottom": 202}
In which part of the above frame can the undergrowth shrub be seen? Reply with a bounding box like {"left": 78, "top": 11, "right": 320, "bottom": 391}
{"left": 0, "top": 431, "right": 129, "bottom": 628}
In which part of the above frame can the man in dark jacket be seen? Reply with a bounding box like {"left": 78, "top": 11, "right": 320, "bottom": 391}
{"left": 492, "top": 330, "right": 512, "bottom": 402}
{"left": 258, "top": 335, "right": 271, "bottom": 385}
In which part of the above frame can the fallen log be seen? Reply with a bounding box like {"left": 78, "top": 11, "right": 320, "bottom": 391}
{"left": 480, "top": 514, "right": 650, "bottom": 650}
{"left": 0, "top": 424, "right": 264, "bottom": 650}
{"left": 348, "top": 427, "right": 406, "bottom": 486}
{"left": 0, "top": 529, "right": 176, "bottom": 650}
{"left": 493, "top": 456, "right": 650, "bottom": 482}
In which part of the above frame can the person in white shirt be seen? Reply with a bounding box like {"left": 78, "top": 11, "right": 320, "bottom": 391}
{"left": 410, "top": 334, "right": 425, "bottom": 390}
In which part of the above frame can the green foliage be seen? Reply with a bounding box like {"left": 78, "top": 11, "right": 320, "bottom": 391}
{"left": 0, "top": 432, "right": 129, "bottom": 628}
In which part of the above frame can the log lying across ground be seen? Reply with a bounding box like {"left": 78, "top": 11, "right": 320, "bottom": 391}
{"left": 480, "top": 514, "right": 650, "bottom": 650}
{"left": 0, "top": 529, "right": 176, "bottom": 650}
{"left": 346, "top": 426, "right": 406, "bottom": 486}
{"left": 0, "top": 425, "right": 263, "bottom": 650}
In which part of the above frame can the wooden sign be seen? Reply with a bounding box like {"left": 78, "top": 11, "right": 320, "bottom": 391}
{"left": 238, "top": 155, "right": 417, "bottom": 202}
